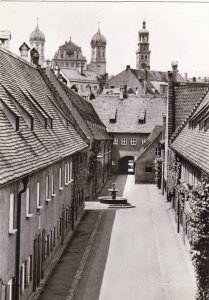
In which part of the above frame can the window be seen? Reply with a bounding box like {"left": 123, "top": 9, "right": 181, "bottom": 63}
{"left": 113, "top": 138, "right": 118, "bottom": 145}
{"left": 51, "top": 173, "right": 56, "bottom": 197}
{"left": 27, "top": 256, "right": 32, "bottom": 284}
{"left": 68, "top": 161, "right": 73, "bottom": 182}
{"left": 38, "top": 215, "right": 41, "bottom": 230}
{"left": 26, "top": 188, "right": 33, "bottom": 218}
{"left": 7, "top": 278, "right": 14, "bottom": 300}
{"left": 65, "top": 164, "right": 68, "bottom": 185}
{"left": 142, "top": 138, "right": 147, "bottom": 145}
{"left": 145, "top": 166, "right": 153, "bottom": 172}
{"left": 9, "top": 193, "right": 17, "bottom": 234}
{"left": 71, "top": 62, "right": 74, "bottom": 68}
{"left": 46, "top": 175, "right": 51, "bottom": 202}
{"left": 36, "top": 182, "right": 42, "bottom": 210}
{"left": 131, "top": 138, "right": 137, "bottom": 145}
{"left": 59, "top": 167, "right": 64, "bottom": 190}
{"left": 155, "top": 146, "right": 161, "bottom": 157}
{"left": 121, "top": 138, "right": 127, "bottom": 145}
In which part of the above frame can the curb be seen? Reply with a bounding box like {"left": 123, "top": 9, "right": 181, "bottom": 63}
{"left": 29, "top": 210, "right": 85, "bottom": 300}
{"left": 65, "top": 211, "right": 104, "bottom": 300}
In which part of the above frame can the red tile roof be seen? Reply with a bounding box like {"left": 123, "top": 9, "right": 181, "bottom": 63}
{"left": 0, "top": 48, "right": 87, "bottom": 186}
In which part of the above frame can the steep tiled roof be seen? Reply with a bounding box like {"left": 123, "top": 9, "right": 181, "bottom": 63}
{"left": 91, "top": 95, "right": 166, "bottom": 133}
{"left": 135, "top": 125, "right": 162, "bottom": 161}
{"left": 130, "top": 69, "right": 184, "bottom": 82}
{"left": 59, "top": 82, "right": 111, "bottom": 141}
{"left": 61, "top": 69, "right": 98, "bottom": 83}
{"left": 171, "top": 90, "right": 209, "bottom": 174}
{"left": 0, "top": 48, "right": 87, "bottom": 186}
{"left": 173, "top": 82, "right": 209, "bottom": 130}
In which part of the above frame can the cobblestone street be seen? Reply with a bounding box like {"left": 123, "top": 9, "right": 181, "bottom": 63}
{"left": 38, "top": 175, "right": 196, "bottom": 300}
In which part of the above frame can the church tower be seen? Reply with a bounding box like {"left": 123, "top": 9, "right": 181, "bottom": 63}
{"left": 136, "top": 21, "right": 150, "bottom": 70}
{"left": 29, "top": 20, "right": 45, "bottom": 66}
{"left": 90, "top": 25, "right": 106, "bottom": 76}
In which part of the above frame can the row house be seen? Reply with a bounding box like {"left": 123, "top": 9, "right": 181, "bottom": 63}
{"left": 41, "top": 65, "right": 112, "bottom": 199}
{"left": 0, "top": 47, "right": 90, "bottom": 300}
{"left": 92, "top": 94, "right": 166, "bottom": 175}
{"left": 166, "top": 62, "right": 209, "bottom": 248}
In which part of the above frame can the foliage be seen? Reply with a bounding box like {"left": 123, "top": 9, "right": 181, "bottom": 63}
{"left": 154, "top": 158, "right": 162, "bottom": 188}
{"left": 187, "top": 174, "right": 209, "bottom": 300}
{"left": 87, "top": 141, "right": 100, "bottom": 179}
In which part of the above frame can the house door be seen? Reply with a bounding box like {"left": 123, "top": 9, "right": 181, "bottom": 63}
{"left": 33, "top": 234, "right": 42, "bottom": 291}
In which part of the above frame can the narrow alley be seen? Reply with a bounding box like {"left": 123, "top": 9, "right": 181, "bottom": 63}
{"left": 38, "top": 175, "right": 196, "bottom": 300}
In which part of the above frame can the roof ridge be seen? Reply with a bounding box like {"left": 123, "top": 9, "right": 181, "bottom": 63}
{"left": 0, "top": 47, "right": 37, "bottom": 69}
{"left": 170, "top": 88, "right": 209, "bottom": 143}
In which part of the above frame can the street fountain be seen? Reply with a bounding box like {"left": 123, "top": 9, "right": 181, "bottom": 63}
{"left": 98, "top": 183, "right": 134, "bottom": 208}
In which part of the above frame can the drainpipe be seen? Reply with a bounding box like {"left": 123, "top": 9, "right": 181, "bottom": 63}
{"left": 15, "top": 176, "right": 29, "bottom": 300}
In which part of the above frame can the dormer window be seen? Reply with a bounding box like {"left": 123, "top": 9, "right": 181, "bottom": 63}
{"left": 138, "top": 109, "right": 146, "bottom": 124}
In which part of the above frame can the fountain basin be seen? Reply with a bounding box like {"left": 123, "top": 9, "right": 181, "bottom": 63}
{"left": 98, "top": 196, "right": 128, "bottom": 205}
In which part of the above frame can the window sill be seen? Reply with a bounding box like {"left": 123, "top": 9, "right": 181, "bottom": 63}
{"left": 26, "top": 213, "right": 33, "bottom": 219}
{"left": 68, "top": 179, "right": 74, "bottom": 183}
{"left": 52, "top": 193, "right": 56, "bottom": 197}
{"left": 46, "top": 198, "right": 51, "bottom": 202}
{"left": 37, "top": 205, "right": 43, "bottom": 210}
{"left": 59, "top": 187, "right": 64, "bottom": 191}
{"left": 65, "top": 182, "right": 69, "bottom": 186}
{"left": 9, "top": 229, "right": 18, "bottom": 235}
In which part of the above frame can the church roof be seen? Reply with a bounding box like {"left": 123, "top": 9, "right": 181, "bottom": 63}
{"left": 59, "top": 39, "right": 81, "bottom": 51}
{"left": 91, "top": 29, "right": 106, "bottom": 44}
{"left": 29, "top": 25, "right": 45, "bottom": 41}
{"left": 139, "top": 21, "right": 149, "bottom": 35}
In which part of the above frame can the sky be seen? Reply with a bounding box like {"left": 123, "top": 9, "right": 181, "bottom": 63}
{"left": 1, "top": 1, "right": 209, "bottom": 78}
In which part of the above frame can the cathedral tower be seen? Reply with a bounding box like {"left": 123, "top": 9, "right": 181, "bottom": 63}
{"left": 29, "top": 20, "right": 45, "bottom": 66}
{"left": 136, "top": 21, "right": 150, "bottom": 70}
{"left": 90, "top": 25, "right": 106, "bottom": 76}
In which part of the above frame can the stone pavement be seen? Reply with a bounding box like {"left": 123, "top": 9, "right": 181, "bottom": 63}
{"left": 99, "top": 175, "right": 196, "bottom": 300}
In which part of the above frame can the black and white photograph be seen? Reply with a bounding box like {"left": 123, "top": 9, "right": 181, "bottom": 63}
{"left": 0, "top": 0, "right": 209, "bottom": 299}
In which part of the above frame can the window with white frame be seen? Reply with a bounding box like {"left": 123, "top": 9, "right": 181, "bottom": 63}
{"left": 59, "top": 167, "right": 64, "bottom": 190}
{"left": 68, "top": 161, "right": 73, "bottom": 182}
{"left": 131, "top": 138, "right": 137, "bottom": 145}
{"left": 7, "top": 278, "right": 14, "bottom": 300}
{"left": 121, "top": 138, "right": 127, "bottom": 145}
{"left": 36, "top": 182, "right": 42, "bottom": 209}
{"left": 142, "top": 138, "right": 147, "bottom": 145}
{"left": 46, "top": 175, "right": 51, "bottom": 201}
{"left": 26, "top": 188, "right": 33, "bottom": 218}
{"left": 155, "top": 146, "right": 161, "bottom": 157}
{"left": 20, "top": 262, "right": 25, "bottom": 293}
{"left": 9, "top": 193, "right": 17, "bottom": 234}
{"left": 64, "top": 164, "right": 68, "bottom": 185}
{"left": 113, "top": 138, "right": 118, "bottom": 145}
{"left": 27, "top": 255, "right": 32, "bottom": 284}
{"left": 51, "top": 173, "right": 56, "bottom": 197}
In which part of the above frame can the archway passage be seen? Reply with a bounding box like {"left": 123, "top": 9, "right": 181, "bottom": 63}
{"left": 119, "top": 156, "right": 134, "bottom": 174}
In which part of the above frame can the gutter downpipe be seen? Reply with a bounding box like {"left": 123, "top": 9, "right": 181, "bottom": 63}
{"left": 15, "top": 176, "right": 29, "bottom": 300}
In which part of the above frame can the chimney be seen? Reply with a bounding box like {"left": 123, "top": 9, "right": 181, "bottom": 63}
{"left": 54, "top": 65, "right": 60, "bottom": 77}
{"left": 19, "top": 42, "right": 30, "bottom": 61}
{"left": 193, "top": 77, "right": 196, "bottom": 82}
{"left": 30, "top": 48, "right": 39, "bottom": 66}
{"left": 126, "top": 65, "right": 130, "bottom": 71}
{"left": 167, "top": 70, "right": 175, "bottom": 142}
{"left": 184, "top": 73, "right": 188, "bottom": 81}
{"left": 79, "top": 65, "right": 84, "bottom": 75}
{"left": 0, "top": 30, "right": 11, "bottom": 51}
{"left": 171, "top": 61, "right": 178, "bottom": 82}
